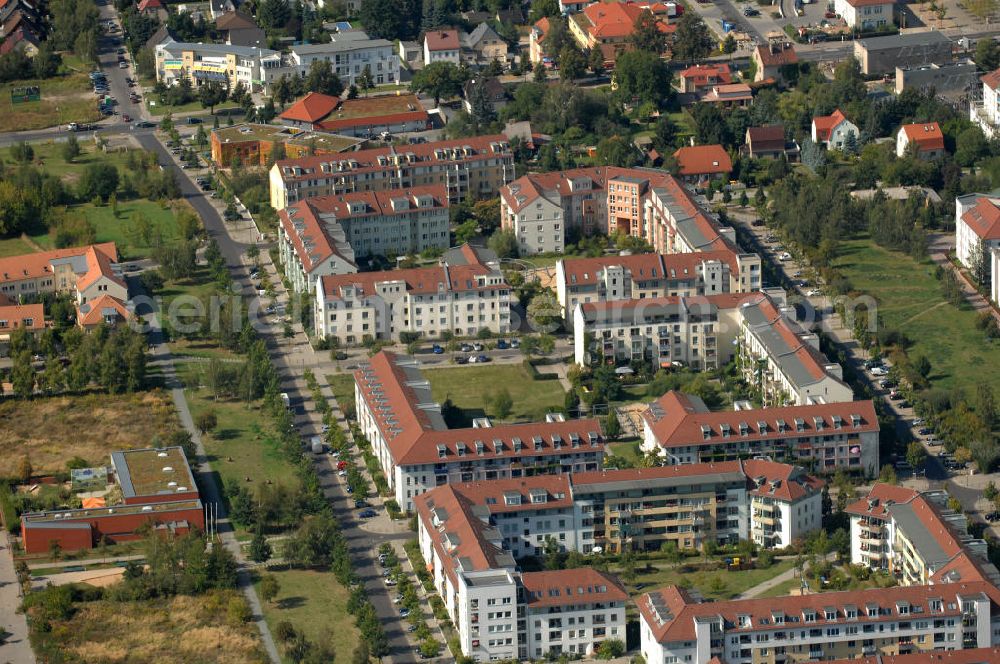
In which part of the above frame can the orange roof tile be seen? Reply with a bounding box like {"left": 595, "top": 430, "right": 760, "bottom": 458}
{"left": 900, "top": 121, "right": 944, "bottom": 151}
{"left": 755, "top": 42, "right": 798, "bottom": 66}
{"left": 425, "top": 29, "right": 460, "bottom": 51}
{"left": 678, "top": 63, "right": 732, "bottom": 87}
{"left": 742, "top": 458, "right": 824, "bottom": 501}
{"left": 521, "top": 568, "right": 628, "bottom": 607}
{"left": 0, "top": 303, "right": 44, "bottom": 331}
{"left": 582, "top": 2, "right": 667, "bottom": 40}
{"left": 813, "top": 108, "right": 849, "bottom": 141}
{"left": 449, "top": 476, "right": 574, "bottom": 513}
{"left": 825, "top": 648, "right": 1000, "bottom": 664}
{"left": 0, "top": 242, "right": 120, "bottom": 289}
{"left": 961, "top": 197, "right": 1000, "bottom": 241}
{"left": 982, "top": 68, "right": 1000, "bottom": 91}
{"left": 280, "top": 92, "right": 341, "bottom": 125}
{"left": 673, "top": 144, "right": 733, "bottom": 176}
{"left": 76, "top": 294, "right": 132, "bottom": 327}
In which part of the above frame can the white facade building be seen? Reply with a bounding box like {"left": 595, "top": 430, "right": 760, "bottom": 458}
{"left": 259, "top": 31, "right": 400, "bottom": 92}
{"left": 154, "top": 39, "right": 276, "bottom": 90}
{"left": 423, "top": 29, "right": 462, "bottom": 65}
{"left": 834, "top": 0, "right": 893, "bottom": 28}
{"left": 955, "top": 194, "right": 1000, "bottom": 304}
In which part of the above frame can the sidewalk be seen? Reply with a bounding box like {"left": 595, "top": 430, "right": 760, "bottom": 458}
{"left": 0, "top": 531, "right": 35, "bottom": 664}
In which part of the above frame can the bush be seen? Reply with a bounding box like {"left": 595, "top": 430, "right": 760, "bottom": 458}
{"left": 275, "top": 620, "right": 296, "bottom": 642}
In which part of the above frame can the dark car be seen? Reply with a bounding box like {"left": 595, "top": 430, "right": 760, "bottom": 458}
{"left": 918, "top": 427, "right": 932, "bottom": 436}
{"left": 455, "top": 356, "right": 469, "bottom": 364}
{"left": 186, "top": 117, "right": 203, "bottom": 124}
{"left": 354, "top": 499, "right": 368, "bottom": 508}
{"left": 496, "top": 340, "right": 508, "bottom": 349}
{"left": 358, "top": 509, "right": 377, "bottom": 518}
{"left": 432, "top": 344, "right": 444, "bottom": 354}
{"left": 335, "top": 351, "right": 348, "bottom": 360}
{"left": 986, "top": 512, "right": 1000, "bottom": 522}
{"left": 899, "top": 400, "right": 911, "bottom": 409}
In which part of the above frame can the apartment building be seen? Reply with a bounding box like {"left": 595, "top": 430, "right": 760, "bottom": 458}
{"left": 270, "top": 134, "right": 514, "bottom": 209}
{"left": 210, "top": 123, "right": 363, "bottom": 168}
{"left": 154, "top": 39, "right": 277, "bottom": 90}
{"left": 640, "top": 581, "right": 1000, "bottom": 664}
{"left": 500, "top": 167, "right": 760, "bottom": 278}
{"left": 315, "top": 247, "right": 509, "bottom": 343}
{"left": 258, "top": 30, "right": 399, "bottom": 91}
{"left": 0, "top": 243, "right": 127, "bottom": 307}
{"left": 737, "top": 292, "right": 854, "bottom": 406}
{"left": 641, "top": 390, "right": 880, "bottom": 476}
{"left": 0, "top": 302, "right": 44, "bottom": 356}
{"left": 572, "top": 292, "right": 748, "bottom": 369}
{"left": 278, "top": 185, "right": 449, "bottom": 293}
{"left": 972, "top": 68, "right": 1000, "bottom": 139}
{"left": 828, "top": 649, "right": 1000, "bottom": 664}
{"left": 855, "top": 31, "right": 952, "bottom": 76}
{"left": 955, "top": 194, "right": 1000, "bottom": 305}
{"left": 554, "top": 250, "right": 761, "bottom": 328}
{"left": 414, "top": 484, "right": 627, "bottom": 660}
{"left": 418, "top": 459, "right": 820, "bottom": 558}
{"left": 848, "top": 484, "right": 996, "bottom": 588}
{"left": 354, "top": 351, "right": 606, "bottom": 510}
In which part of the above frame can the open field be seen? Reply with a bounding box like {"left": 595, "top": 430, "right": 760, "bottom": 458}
{"left": 423, "top": 363, "right": 566, "bottom": 423}
{"left": 255, "top": 568, "right": 360, "bottom": 664}
{"left": 28, "top": 590, "right": 267, "bottom": 663}
{"left": 76, "top": 199, "right": 185, "bottom": 259}
{"left": 0, "top": 235, "right": 40, "bottom": 257}
{"left": 178, "top": 363, "right": 299, "bottom": 495}
{"left": 0, "top": 57, "right": 102, "bottom": 132}
{"left": 0, "top": 392, "right": 182, "bottom": 477}
{"left": 1, "top": 141, "right": 140, "bottom": 181}
{"left": 834, "top": 236, "right": 1000, "bottom": 396}
{"left": 754, "top": 577, "right": 804, "bottom": 598}
{"left": 147, "top": 99, "right": 240, "bottom": 116}
{"left": 616, "top": 558, "right": 796, "bottom": 600}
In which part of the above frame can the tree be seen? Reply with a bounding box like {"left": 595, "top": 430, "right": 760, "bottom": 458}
{"left": 878, "top": 464, "right": 898, "bottom": 485}
{"left": 199, "top": 80, "right": 229, "bottom": 115}
{"left": 491, "top": 388, "right": 513, "bottom": 420}
{"left": 596, "top": 639, "right": 626, "bottom": 659}
{"left": 260, "top": 573, "right": 280, "bottom": 604}
{"left": 357, "top": 65, "right": 375, "bottom": 96}
{"left": 722, "top": 33, "right": 737, "bottom": 56}
{"left": 60, "top": 135, "right": 81, "bottom": 165}
{"left": 10, "top": 141, "right": 32, "bottom": 163}
{"left": 250, "top": 528, "right": 273, "bottom": 563}
{"left": 605, "top": 409, "right": 622, "bottom": 439}
{"left": 466, "top": 78, "right": 496, "bottom": 130}
{"left": 630, "top": 9, "right": 667, "bottom": 53}
{"left": 11, "top": 350, "right": 34, "bottom": 398}
{"left": 17, "top": 455, "right": 32, "bottom": 484}
{"left": 914, "top": 354, "right": 932, "bottom": 379}
{"left": 410, "top": 61, "right": 462, "bottom": 106}
{"left": 800, "top": 138, "right": 826, "bottom": 173}
{"left": 558, "top": 45, "right": 585, "bottom": 81}
{"left": 358, "top": 0, "right": 420, "bottom": 41}
{"left": 613, "top": 49, "right": 674, "bottom": 107}
{"left": 195, "top": 410, "right": 218, "bottom": 435}
{"left": 976, "top": 33, "right": 1000, "bottom": 69}
{"left": 304, "top": 59, "right": 344, "bottom": 97}
{"left": 487, "top": 229, "right": 519, "bottom": 259}
{"left": 672, "top": 12, "right": 713, "bottom": 61}
{"left": 77, "top": 163, "right": 119, "bottom": 202}
{"left": 906, "top": 441, "right": 927, "bottom": 470}
{"left": 977, "top": 384, "right": 996, "bottom": 430}
{"left": 33, "top": 42, "right": 62, "bottom": 79}
{"left": 595, "top": 135, "right": 640, "bottom": 167}
{"left": 588, "top": 47, "right": 605, "bottom": 74}
{"left": 258, "top": 0, "right": 292, "bottom": 30}
{"left": 527, "top": 291, "right": 561, "bottom": 331}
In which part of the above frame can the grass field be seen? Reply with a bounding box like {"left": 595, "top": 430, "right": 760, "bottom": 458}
{"left": 0, "top": 57, "right": 101, "bottom": 132}
{"left": 178, "top": 363, "right": 299, "bottom": 496}
{"left": 254, "top": 569, "right": 360, "bottom": 664}
{"left": 834, "top": 236, "right": 1000, "bottom": 396}
{"left": 1, "top": 141, "right": 139, "bottom": 181}
{"left": 616, "top": 558, "right": 796, "bottom": 600}
{"left": 0, "top": 392, "right": 182, "bottom": 477}
{"left": 753, "top": 577, "right": 803, "bottom": 598}
{"left": 326, "top": 372, "right": 355, "bottom": 412}
{"left": 147, "top": 99, "right": 240, "bottom": 116}
{"left": 0, "top": 235, "right": 39, "bottom": 257}
{"left": 609, "top": 441, "right": 644, "bottom": 465}
{"left": 422, "top": 364, "right": 566, "bottom": 423}
{"left": 76, "top": 199, "right": 183, "bottom": 259}
{"left": 29, "top": 590, "right": 266, "bottom": 663}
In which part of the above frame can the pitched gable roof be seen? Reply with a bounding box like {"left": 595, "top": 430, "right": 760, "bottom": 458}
{"left": 279, "top": 92, "right": 341, "bottom": 125}
{"left": 961, "top": 197, "right": 1000, "bottom": 241}
{"left": 900, "top": 121, "right": 944, "bottom": 151}
{"left": 755, "top": 42, "right": 798, "bottom": 66}
{"left": 215, "top": 10, "right": 258, "bottom": 29}
{"left": 425, "top": 29, "right": 461, "bottom": 51}
{"left": 746, "top": 125, "right": 786, "bottom": 151}
{"left": 673, "top": 144, "right": 733, "bottom": 176}
{"left": 813, "top": 109, "right": 850, "bottom": 141}
{"left": 678, "top": 63, "right": 732, "bottom": 87}
{"left": 76, "top": 294, "right": 132, "bottom": 327}
{"left": 982, "top": 68, "right": 1000, "bottom": 91}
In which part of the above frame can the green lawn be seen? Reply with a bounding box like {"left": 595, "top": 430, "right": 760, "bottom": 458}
{"left": 617, "top": 558, "right": 796, "bottom": 601}
{"left": 0, "top": 235, "right": 38, "bottom": 257}
{"left": 254, "top": 569, "right": 360, "bottom": 664}
{"left": 753, "top": 577, "right": 802, "bottom": 598}
{"left": 609, "top": 440, "right": 643, "bottom": 465}
{"left": 422, "top": 363, "right": 566, "bottom": 423}
{"left": 76, "top": 199, "right": 182, "bottom": 259}
{"left": 148, "top": 98, "right": 240, "bottom": 116}
{"left": 326, "top": 372, "right": 355, "bottom": 411}
{"left": 0, "top": 56, "right": 101, "bottom": 131}
{"left": 2, "top": 141, "right": 140, "bottom": 181}
{"left": 834, "top": 235, "right": 1000, "bottom": 396}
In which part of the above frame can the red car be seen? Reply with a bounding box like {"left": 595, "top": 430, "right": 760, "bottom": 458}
{"left": 122, "top": 114, "right": 131, "bottom": 122}
{"left": 337, "top": 460, "right": 348, "bottom": 470}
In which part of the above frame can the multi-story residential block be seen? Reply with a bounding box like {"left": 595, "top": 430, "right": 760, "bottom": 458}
{"left": 269, "top": 134, "right": 514, "bottom": 209}
{"left": 955, "top": 194, "right": 1000, "bottom": 304}
{"left": 737, "top": 292, "right": 854, "bottom": 406}
{"left": 258, "top": 31, "right": 400, "bottom": 91}
{"left": 355, "top": 351, "right": 606, "bottom": 511}
{"left": 835, "top": 0, "right": 893, "bottom": 29}
{"left": 0, "top": 242, "right": 127, "bottom": 307}
{"left": 499, "top": 167, "right": 760, "bottom": 271}
{"left": 417, "top": 459, "right": 821, "bottom": 559}
{"left": 154, "top": 39, "right": 277, "bottom": 90}
{"left": 568, "top": 2, "right": 669, "bottom": 65}
{"left": 848, "top": 484, "right": 996, "bottom": 588}
{"left": 210, "top": 123, "right": 363, "bottom": 168}
{"left": 972, "top": 68, "right": 1000, "bottom": 139}
{"left": 828, "top": 649, "right": 1000, "bottom": 664}
{"left": 897, "top": 122, "right": 945, "bottom": 159}
{"left": 555, "top": 251, "right": 760, "bottom": 328}
{"left": 277, "top": 91, "right": 430, "bottom": 137}
{"left": 639, "top": 581, "right": 999, "bottom": 664}
{"left": 0, "top": 303, "right": 44, "bottom": 356}
{"left": 414, "top": 483, "right": 627, "bottom": 660}
{"left": 572, "top": 292, "right": 748, "bottom": 369}
{"left": 277, "top": 185, "right": 449, "bottom": 293}
{"left": 641, "top": 390, "right": 880, "bottom": 476}
{"left": 316, "top": 247, "right": 509, "bottom": 343}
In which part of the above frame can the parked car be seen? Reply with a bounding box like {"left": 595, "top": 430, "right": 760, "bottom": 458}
{"left": 806, "top": 289, "right": 822, "bottom": 297}
{"left": 473, "top": 343, "right": 484, "bottom": 352}
{"left": 889, "top": 392, "right": 903, "bottom": 400}
{"left": 496, "top": 339, "right": 508, "bottom": 349}
{"left": 432, "top": 344, "right": 444, "bottom": 354}
{"left": 399, "top": 608, "right": 410, "bottom": 618}
{"left": 358, "top": 509, "right": 377, "bottom": 519}
{"left": 122, "top": 114, "right": 131, "bottom": 122}
{"left": 510, "top": 338, "right": 520, "bottom": 348}
{"left": 337, "top": 461, "right": 348, "bottom": 470}
{"left": 354, "top": 499, "right": 368, "bottom": 508}
{"left": 385, "top": 578, "right": 397, "bottom": 586}
{"left": 186, "top": 116, "right": 203, "bottom": 124}
{"left": 918, "top": 427, "right": 932, "bottom": 436}
{"left": 459, "top": 343, "right": 473, "bottom": 352}
{"left": 337, "top": 469, "right": 347, "bottom": 477}
{"left": 455, "top": 356, "right": 469, "bottom": 364}
{"left": 986, "top": 512, "right": 1000, "bottom": 522}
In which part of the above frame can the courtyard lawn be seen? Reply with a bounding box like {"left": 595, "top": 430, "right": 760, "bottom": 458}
{"left": 609, "top": 441, "right": 644, "bottom": 465}
{"left": 422, "top": 363, "right": 566, "bottom": 423}
{"left": 254, "top": 568, "right": 360, "bottom": 664}
{"left": 326, "top": 372, "right": 356, "bottom": 412}
{"left": 616, "top": 558, "right": 797, "bottom": 600}
{"left": 833, "top": 235, "right": 1000, "bottom": 396}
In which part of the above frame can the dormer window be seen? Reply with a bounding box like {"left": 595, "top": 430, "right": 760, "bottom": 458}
{"left": 504, "top": 492, "right": 521, "bottom": 506}
{"left": 897, "top": 602, "right": 910, "bottom": 616}
{"left": 739, "top": 422, "right": 749, "bottom": 436}
{"left": 530, "top": 490, "right": 547, "bottom": 504}
{"left": 570, "top": 433, "right": 580, "bottom": 448}
{"left": 437, "top": 444, "right": 447, "bottom": 458}
{"left": 552, "top": 434, "right": 562, "bottom": 449}
{"left": 832, "top": 415, "right": 843, "bottom": 430}
{"left": 814, "top": 416, "right": 824, "bottom": 431}
{"left": 771, "top": 611, "right": 784, "bottom": 625}
{"left": 737, "top": 614, "right": 751, "bottom": 628}
{"left": 866, "top": 604, "right": 879, "bottom": 618}
{"left": 824, "top": 608, "right": 836, "bottom": 621}
{"left": 794, "top": 418, "right": 805, "bottom": 432}
{"left": 845, "top": 606, "right": 858, "bottom": 620}
{"left": 513, "top": 437, "right": 523, "bottom": 452}
{"left": 930, "top": 599, "right": 943, "bottom": 613}
{"left": 851, "top": 414, "right": 862, "bottom": 427}
{"left": 720, "top": 424, "right": 731, "bottom": 438}
{"left": 493, "top": 438, "right": 504, "bottom": 454}
{"left": 588, "top": 432, "right": 599, "bottom": 446}
{"left": 776, "top": 419, "right": 786, "bottom": 433}
{"left": 701, "top": 425, "right": 712, "bottom": 440}
{"left": 456, "top": 442, "right": 466, "bottom": 457}
{"left": 803, "top": 610, "right": 816, "bottom": 623}
{"left": 475, "top": 441, "right": 485, "bottom": 456}
{"left": 533, "top": 435, "right": 543, "bottom": 450}
{"left": 757, "top": 420, "right": 768, "bottom": 433}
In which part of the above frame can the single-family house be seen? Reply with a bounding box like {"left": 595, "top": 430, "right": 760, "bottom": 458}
{"left": 462, "top": 77, "right": 507, "bottom": 115}
{"left": 752, "top": 42, "right": 798, "bottom": 83}
{"left": 896, "top": 121, "right": 945, "bottom": 159}
{"left": 461, "top": 23, "right": 508, "bottom": 66}
{"left": 834, "top": 0, "right": 894, "bottom": 29}
{"left": 701, "top": 83, "right": 753, "bottom": 108}
{"left": 423, "top": 29, "right": 461, "bottom": 65}
{"left": 811, "top": 109, "right": 859, "bottom": 150}
{"left": 745, "top": 125, "right": 795, "bottom": 160}
{"left": 215, "top": 11, "right": 266, "bottom": 47}
{"left": 677, "top": 63, "right": 732, "bottom": 94}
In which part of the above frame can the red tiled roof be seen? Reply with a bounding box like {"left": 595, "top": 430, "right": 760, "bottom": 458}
{"left": 574, "top": 461, "right": 743, "bottom": 486}
{"left": 76, "top": 295, "right": 132, "bottom": 327}
{"left": 319, "top": 110, "right": 428, "bottom": 132}
{"left": 137, "top": 0, "right": 163, "bottom": 10}
{"left": 354, "top": 351, "right": 604, "bottom": 465}
{"left": 320, "top": 261, "right": 502, "bottom": 302}
{"left": 532, "top": 17, "right": 551, "bottom": 43}
{"left": 961, "top": 197, "right": 1000, "bottom": 241}
{"left": 449, "top": 475, "right": 574, "bottom": 513}
{"left": 278, "top": 200, "right": 353, "bottom": 274}
{"left": 845, "top": 482, "right": 920, "bottom": 518}
{"left": 0, "top": 303, "right": 44, "bottom": 332}
{"left": 520, "top": 568, "right": 627, "bottom": 607}
{"left": 0, "top": 242, "right": 119, "bottom": 288}
{"left": 982, "top": 68, "right": 1000, "bottom": 91}
{"left": 678, "top": 63, "right": 732, "bottom": 87}
{"left": 673, "top": 145, "right": 733, "bottom": 176}
{"left": 754, "top": 42, "right": 798, "bottom": 66}
{"left": 582, "top": 2, "right": 667, "bottom": 40}
{"left": 577, "top": 292, "right": 759, "bottom": 319}
{"left": 275, "top": 134, "right": 511, "bottom": 183}
{"left": 640, "top": 581, "right": 1000, "bottom": 644}
{"left": 215, "top": 10, "right": 257, "bottom": 29}
{"left": 643, "top": 390, "right": 879, "bottom": 449}
{"left": 742, "top": 458, "right": 823, "bottom": 502}
{"left": 900, "top": 121, "right": 944, "bottom": 151}
{"left": 425, "top": 29, "right": 460, "bottom": 51}
{"left": 75, "top": 245, "right": 126, "bottom": 293}
{"left": 279, "top": 92, "right": 341, "bottom": 125}
{"left": 813, "top": 108, "right": 849, "bottom": 141}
